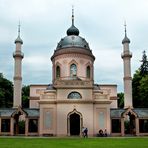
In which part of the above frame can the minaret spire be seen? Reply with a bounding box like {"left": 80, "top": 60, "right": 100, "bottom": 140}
{"left": 122, "top": 22, "right": 130, "bottom": 44}
{"left": 15, "top": 21, "right": 23, "bottom": 44}
{"left": 13, "top": 23, "right": 24, "bottom": 108}
{"left": 18, "top": 21, "right": 21, "bottom": 37}
{"left": 124, "top": 21, "right": 127, "bottom": 36}
{"left": 121, "top": 23, "right": 133, "bottom": 108}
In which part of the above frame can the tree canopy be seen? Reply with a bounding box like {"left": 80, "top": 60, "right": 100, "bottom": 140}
{"left": 132, "top": 51, "right": 148, "bottom": 108}
{"left": 0, "top": 73, "right": 29, "bottom": 108}
{"left": 0, "top": 73, "right": 13, "bottom": 107}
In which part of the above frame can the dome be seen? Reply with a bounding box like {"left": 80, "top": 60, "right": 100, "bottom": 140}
{"left": 122, "top": 35, "right": 130, "bottom": 44}
{"left": 122, "top": 24, "right": 130, "bottom": 44}
{"left": 67, "top": 25, "right": 79, "bottom": 36}
{"left": 56, "top": 35, "right": 90, "bottom": 50}
{"left": 15, "top": 35, "right": 23, "bottom": 44}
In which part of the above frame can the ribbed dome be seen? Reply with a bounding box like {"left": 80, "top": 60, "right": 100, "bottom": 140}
{"left": 67, "top": 25, "right": 79, "bottom": 36}
{"left": 55, "top": 9, "right": 90, "bottom": 51}
{"left": 56, "top": 35, "right": 90, "bottom": 50}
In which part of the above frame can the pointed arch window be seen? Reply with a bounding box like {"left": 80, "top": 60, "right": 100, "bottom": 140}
{"left": 70, "top": 64, "right": 77, "bottom": 76}
{"left": 56, "top": 66, "right": 60, "bottom": 78}
{"left": 86, "top": 66, "right": 90, "bottom": 78}
{"left": 68, "top": 92, "right": 82, "bottom": 99}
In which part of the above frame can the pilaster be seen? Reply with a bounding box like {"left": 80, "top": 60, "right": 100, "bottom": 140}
{"left": 121, "top": 118, "right": 125, "bottom": 136}
{"left": 10, "top": 117, "right": 14, "bottom": 136}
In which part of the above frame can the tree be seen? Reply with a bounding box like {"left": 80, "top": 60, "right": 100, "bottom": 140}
{"left": 117, "top": 92, "right": 124, "bottom": 108}
{"left": 139, "top": 75, "right": 148, "bottom": 107}
{"left": 0, "top": 73, "right": 13, "bottom": 108}
{"left": 0, "top": 73, "right": 30, "bottom": 108}
{"left": 22, "top": 85, "right": 29, "bottom": 108}
{"left": 139, "top": 50, "right": 148, "bottom": 76}
{"left": 132, "top": 51, "right": 148, "bottom": 108}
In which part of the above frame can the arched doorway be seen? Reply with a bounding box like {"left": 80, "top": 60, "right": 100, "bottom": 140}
{"left": 70, "top": 113, "right": 80, "bottom": 135}
{"left": 67, "top": 109, "right": 83, "bottom": 136}
{"left": 124, "top": 113, "right": 136, "bottom": 135}
{"left": 122, "top": 108, "right": 138, "bottom": 136}
{"left": 11, "top": 107, "right": 27, "bottom": 135}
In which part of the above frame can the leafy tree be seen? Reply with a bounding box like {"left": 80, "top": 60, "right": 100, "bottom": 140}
{"left": 139, "top": 50, "right": 148, "bottom": 76}
{"left": 22, "top": 85, "right": 29, "bottom": 108}
{"left": 117, "top": 92, "right": 124, "bottom": 108}
{"left": 132, "top": 70, "right": 141, "bottom": 107}
{"left": 132, "top": 51, "right": 148, "bottom": 108}
{"left": 0, "top": 73, "right": 13, "bottom": 107}
{"left": 0, "top": 73, "right": 30, "bottom": 108}
{"left": 138, "top": 75, "right": 148, "bottom": 107}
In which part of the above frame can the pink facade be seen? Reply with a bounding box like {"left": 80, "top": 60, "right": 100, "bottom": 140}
{"left": 29, "top": 17, "right": 118, "bottom": 136}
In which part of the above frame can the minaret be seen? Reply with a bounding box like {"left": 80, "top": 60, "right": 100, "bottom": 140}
{"left": 121, "top": 23, "right": 133, "bottom": 108}
{"left": 13, "top": 23, "right": 24, "bottom": 108}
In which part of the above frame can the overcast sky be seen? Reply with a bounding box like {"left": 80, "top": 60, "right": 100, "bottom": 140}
{"left": 0, "top": 0, "right": 148, "bottom": 92}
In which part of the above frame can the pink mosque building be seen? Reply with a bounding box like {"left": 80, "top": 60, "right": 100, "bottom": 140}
{"left": 0, "top": 11, "right": 148, "bottom": 136}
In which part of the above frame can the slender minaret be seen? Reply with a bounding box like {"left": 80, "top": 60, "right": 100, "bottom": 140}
{"left": 121, "top": 23, "right": 133, "bottom": 108}
{"left": 13, "top": 23, "right": 23, "bottom": 108}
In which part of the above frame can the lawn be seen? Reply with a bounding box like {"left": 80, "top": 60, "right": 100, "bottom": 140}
{"left": 0, "top": 137, "right": 148, "bottom": 148}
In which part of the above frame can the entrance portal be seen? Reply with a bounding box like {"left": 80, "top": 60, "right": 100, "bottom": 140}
{"left": 124, "top": 113, "right": 136, "bottom": 135}
{"left": 70, "top": 113, "right": 80, "bottom": 135}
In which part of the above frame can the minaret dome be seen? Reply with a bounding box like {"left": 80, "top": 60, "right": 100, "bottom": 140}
{"left": 15, "top": 23, "right": 23, "bottom": 44}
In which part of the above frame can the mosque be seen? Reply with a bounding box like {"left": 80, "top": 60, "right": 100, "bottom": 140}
{"left": 0, "top": 10, "right": 148, "bottom": 136}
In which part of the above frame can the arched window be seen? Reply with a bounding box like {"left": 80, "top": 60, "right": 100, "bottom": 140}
{"left": 70, "top": 64, "right": 77, "bottom": 76}
{"left": 86, "top": 66, "right": 90, "bottom": 78}
{"left": 68, "top": 92, "right": 82, "bottom": 99}
{"left": 56, "top": 66, "right": 60, "bottom": 78}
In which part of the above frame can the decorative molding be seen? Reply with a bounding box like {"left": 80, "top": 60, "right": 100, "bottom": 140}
{"left": 110, "top": 96, "right": 118, "bottom": 100}
{"left": 53, "top": 80, "right": 93, "bottom": 88}
{"left": 51, "top": 47, "right": 95, "bottom": 61}
{"left": 29, "top": 97, "right": 40, "bottom": 100}
{"left": 38, "top": 99, "right": 112, "bottom": 104}
{"left": 53, "top": 52, "right": 95, "bottom": 62}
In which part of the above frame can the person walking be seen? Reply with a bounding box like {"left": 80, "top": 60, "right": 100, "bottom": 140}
{"left": 84, "top": 127, "right": 88, "bottom": 138}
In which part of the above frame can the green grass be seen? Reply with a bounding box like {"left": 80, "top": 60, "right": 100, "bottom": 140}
{"left": 0, "top": 137, "right": 148, "bottom": 148}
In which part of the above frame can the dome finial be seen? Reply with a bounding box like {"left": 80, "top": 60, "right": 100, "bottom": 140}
{"left": 72, "top": 5, "right": 74, "bottom": 26}
{"left": 18, "top": 20, "right": 21, "bottom": 37}
{"left": 124, "top": 21, "right": 127, "bottom": 37}
{"left": 15, "top": 21, "right": 23, "bottom": 44}
{"left": 66, "top": 6, "right": 79, "bottom": 36}
{"left": 122, "top": 21, "right": 130, "bottom": 44}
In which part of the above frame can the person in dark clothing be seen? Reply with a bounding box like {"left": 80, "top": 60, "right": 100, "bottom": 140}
{"left": 104, "top": 129, "right": 107, "bottom": 137}
{"left": 84, "top": 128, "right": 88, "bottom": 138}
{"left": 98, "top": 129, "right": 104, "bottom": 137}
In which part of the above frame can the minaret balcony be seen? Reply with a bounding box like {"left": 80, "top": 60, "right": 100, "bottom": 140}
{"left": 121, "top": 51, "right": 132, "bottom": 58}
{"left": 13, "top": 51, "right": 24, "bottom": 58}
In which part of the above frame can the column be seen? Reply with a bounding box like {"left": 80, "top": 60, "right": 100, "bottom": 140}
{"left": 135, "top": 118, "right": 139, "bottom": 136}
{"left": 121, "top": 118, "right": 125, "bottom": 136}
{"left": 25, "top": 118, "right": 29, "bottom": 136}
{"left": 67, "top": 117, "right": 70, "bottom": 136}
{"left": 0, "top": 118, "right": 1, "bottom": 135}
{"left": 10, "top": 117, "right": 14, "bottom": 136}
